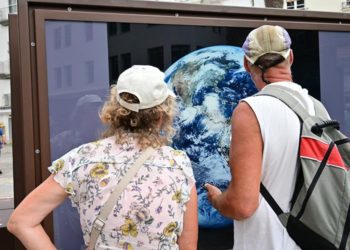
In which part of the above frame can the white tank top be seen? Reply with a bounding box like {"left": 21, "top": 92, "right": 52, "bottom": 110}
{"left": 233, "top": 82, "right": 314, "bottom": 250}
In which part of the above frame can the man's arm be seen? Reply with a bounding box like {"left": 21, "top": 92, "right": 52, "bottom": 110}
{"left": 7, "top": 175, "right": 68, "bottom": 249}
{"left": 206, "top": 101, "right": 263, "bottom": 220}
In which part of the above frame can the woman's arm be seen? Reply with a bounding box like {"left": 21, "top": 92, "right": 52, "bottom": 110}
{"left": 7, "top": 175, "right": 68, "bottom": 250}
{"left": 178, "top": 186, "right": 198, "bottom": 250}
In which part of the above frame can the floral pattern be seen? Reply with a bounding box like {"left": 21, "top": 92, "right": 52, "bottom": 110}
{"left": 48, "top": 136, "right": 195, "bottom": 250}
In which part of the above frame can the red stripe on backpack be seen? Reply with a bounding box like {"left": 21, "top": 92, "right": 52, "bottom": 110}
{"left": 300, "top": 137, "right": 348, "bottom": 170}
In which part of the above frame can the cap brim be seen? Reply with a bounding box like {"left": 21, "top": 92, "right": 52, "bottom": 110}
{"left": 245, "top": 48, "right": 291, "bottom": 65}
{"left": 167, "top": 88, "right": 176, "bottom": 98}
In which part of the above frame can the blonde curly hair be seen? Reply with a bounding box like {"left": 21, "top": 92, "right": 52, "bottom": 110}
{"left": 100, "top": 85, "right": 176, "bottom": 149}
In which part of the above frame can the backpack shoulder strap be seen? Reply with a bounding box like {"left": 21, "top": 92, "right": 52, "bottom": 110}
{"left": 260, "top": 183, "right": 284, "bottom": 215}
{"left": 309, "top": 96, "right": 330, "bottom": 119}
{"left": 256, "top": 85, "right": 311, "bottom": 122}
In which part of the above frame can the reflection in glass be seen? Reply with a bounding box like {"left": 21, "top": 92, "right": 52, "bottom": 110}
{"left": 0, "top": 8, "right": 14, "bottom": 227}
{"left": 46, "top": 20, "right": 109, "bottom": 249}
{"left": 85, "top": 22, "right": 94, "bottom": 42}
{"left": 109, "top": 55, "right": 119, "bottom": 82}
{"left": 148, "top": 46, "right": 164, "bottom": 70}
{"left": 0, "top": 119, "right": 13, "bottom": 228}
{"left": 85, "top": 60, "right": 95, "bottom": 84}
{"left": 43, "top": 20, "right": 322, "bottom": 249}
{"left": 121, "top": 52, "right": 131, "bottom": 71}
{"left": 171, "top": 44, "right": 190, "bottom": 63}
{"left": 319, "top": 32, "right": 350, "bottom": 136}
{"left": 64, "top": 24, "right": 72, "bottom": 47}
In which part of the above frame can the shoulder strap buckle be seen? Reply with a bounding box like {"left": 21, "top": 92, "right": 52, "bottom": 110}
{"left": 93, "top": 217, "right": 105, "bottom": 232}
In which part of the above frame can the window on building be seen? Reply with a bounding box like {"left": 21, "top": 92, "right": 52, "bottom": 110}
{"left": 54, "top": 67, "right": 62, "bottom": 89}
{"left": 287, "top": 0, "right": 305, "bottom": 9}
{"left": 109, "top": 55, "right": 119, "bottom": 82}
{"left": 108, "top": 23, "right": 118, "bottom": 36}
{"left": 3, "top": 94, "right": 10, "bottom": 107}
{"left": 64, "top": 24, "right": 72, "bottom": 47}
{"left": 64, "top": 65, "right": 72, "bottom": 87}
{"left": 342, "top": 0, "right": 350, "bottom": 9}
{"left": 85, "top": 23, "right": 93, "bottom": 41}
{"left": 171, "top": 45, "right": 190, "bottom": 63}
{"left": 121, "top": 23, "right": 130, "bottom": 33}
{"left": 212, "top": 27, "right": 222, "bottom": 34}
{"left": 54, "top": 27, "right": 62, "bottom": 50}
{"left": 121, "top": 53, "right": 131, "bottom": 72}
{"left": 86, "top": 60, "right": 94, "bottom": 84}
{"left": 8, "top": 0, "right": 17, "bottom": 14}
{"left": 148, "top": 46, "right": 164, "bottom": 71}
{"left": 296, "top": 0, "right": 305, "bottom": 8}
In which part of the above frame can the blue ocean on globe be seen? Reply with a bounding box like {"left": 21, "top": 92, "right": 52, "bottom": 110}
{"left": 164, "top": 45, "right": 258, "bottom": 228}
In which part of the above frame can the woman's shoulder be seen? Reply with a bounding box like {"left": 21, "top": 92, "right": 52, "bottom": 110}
{"left": 76, "top": 137, "right": 115, "bottom": 153}
{"left": 53, "top": 136, "right": 118, "bottom": 166}
{"left": 160, "top": 146, "right": 188, "bottom": 157}
{"left": 158, "top": 146, "right": 191, "bottom": 166}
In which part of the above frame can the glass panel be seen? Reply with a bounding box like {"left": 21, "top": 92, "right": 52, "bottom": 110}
{"left": 319, "top": 31, "right": 350, "bottom": 136}
{"left": 45, "top": 20, "right": 320, "bottom": 249}
{"left": 0, "top": 3, "right": 14, "bottom": 227}
{"left": 45, "top": 20, "right": 109, "bottom": 249}
{"left": 171, "top": 44, "right": 190, "bottom": 63}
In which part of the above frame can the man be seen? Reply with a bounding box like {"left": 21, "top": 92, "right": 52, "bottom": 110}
{"left": 205, "top": 25, "right": 315, "bottom": 249}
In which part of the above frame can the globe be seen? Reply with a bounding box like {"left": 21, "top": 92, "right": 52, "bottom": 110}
{"left": 164, "top": 45, "right": 258, "bottom": 228}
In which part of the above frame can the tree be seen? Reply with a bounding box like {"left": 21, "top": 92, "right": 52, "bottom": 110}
{"left": 265, "top": 0, "right": 283, "bottom": 8}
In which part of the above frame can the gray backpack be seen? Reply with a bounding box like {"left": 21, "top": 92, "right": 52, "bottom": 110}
{"left": 257, "top": 86, "right": 350, "bottom": 250}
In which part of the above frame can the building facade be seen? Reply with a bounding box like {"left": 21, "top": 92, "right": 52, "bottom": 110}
{"left": 143, "top": 0, "right": 350, "bottom": 12}
{"left": 0, "top": 0, "right": 16, "bottom": 142}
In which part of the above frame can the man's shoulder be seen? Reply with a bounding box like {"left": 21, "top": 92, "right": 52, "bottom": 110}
{"left": 232, "top": 101, "right": 260, "bottom": 133}
{"left": 241, "top": 94, "right": 280, "bottom": 109}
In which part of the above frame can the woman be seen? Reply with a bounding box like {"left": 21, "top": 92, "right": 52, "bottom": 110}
{"left": 7, "top": 65, "right": 198, "bottom": 250}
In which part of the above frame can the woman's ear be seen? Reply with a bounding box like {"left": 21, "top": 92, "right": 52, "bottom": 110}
{"left": 243, "top": 57, "right": 251, "bottom": 73}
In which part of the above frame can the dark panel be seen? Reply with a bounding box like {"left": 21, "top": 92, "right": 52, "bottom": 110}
{"left": 0, "top": 227, "right": 15, "bottom": 250}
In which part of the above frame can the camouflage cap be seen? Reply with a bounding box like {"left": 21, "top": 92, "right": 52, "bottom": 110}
{"left": 242, "top": 25, "right": 291, "bottom": 64}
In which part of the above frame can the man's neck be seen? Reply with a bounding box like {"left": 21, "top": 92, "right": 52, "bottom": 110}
{"left": 263, "top": 65, "right": 292, "bottom": 84}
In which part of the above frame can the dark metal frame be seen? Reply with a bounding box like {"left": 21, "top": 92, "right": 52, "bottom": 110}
{"left": 11, "top": 0, "right": 350, "bottom": 248}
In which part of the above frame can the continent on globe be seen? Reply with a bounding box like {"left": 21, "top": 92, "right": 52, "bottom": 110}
{"left": 164, "top": 45, "right": 257, "bottom": 228}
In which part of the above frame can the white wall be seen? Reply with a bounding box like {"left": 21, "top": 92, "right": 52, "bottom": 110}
{"left": 204, "top": 0, "right": 264, "bottom": 7}
{"left": 154, "top": 0, "right": 265, "bottom": 7}
{"left": 305, "top": 0, "right": 343, "bottom": 12}
{"left": 139, "top": 0, "right": 348, "bottom": 12}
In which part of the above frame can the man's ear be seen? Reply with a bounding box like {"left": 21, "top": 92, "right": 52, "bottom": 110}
{"left": 289, "top": 49, "right": 294, "bottom": 65}
{"left": 244, "top": 57, "right": 251, "bottom": 73}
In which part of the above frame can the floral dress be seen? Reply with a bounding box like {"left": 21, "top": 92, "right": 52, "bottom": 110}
{"left": 48, "top": 136, "right": 196, "bottom": 250}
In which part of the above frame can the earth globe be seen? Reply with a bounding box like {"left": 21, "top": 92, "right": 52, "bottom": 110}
{"left": 164, "top": 45, "right": 257, "bottom": 228}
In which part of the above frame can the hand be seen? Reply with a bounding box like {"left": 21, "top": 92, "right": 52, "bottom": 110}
{"left": 204, "top": 183, "right": 222, "bottom": 209}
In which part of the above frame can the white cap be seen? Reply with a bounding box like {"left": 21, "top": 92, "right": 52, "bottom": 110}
{"left": 116, "top": 65, "right": 175, "bottom": 112}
